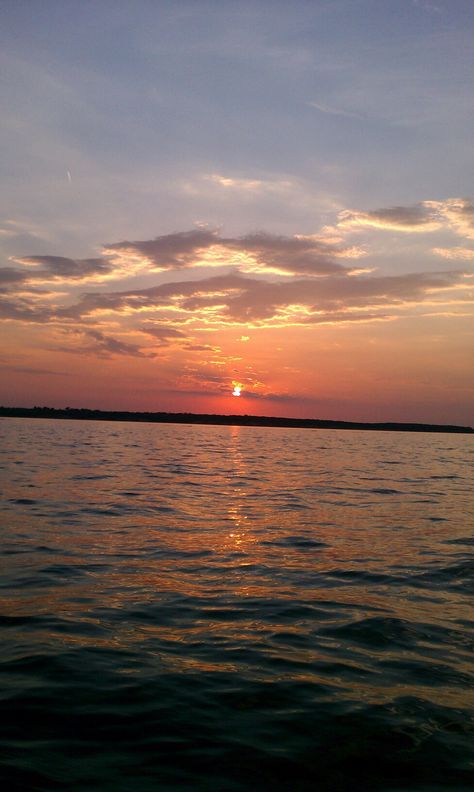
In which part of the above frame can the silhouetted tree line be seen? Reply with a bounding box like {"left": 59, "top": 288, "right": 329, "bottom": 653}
{"left": 0, "top": 406, "right": 472, "bottom": 433}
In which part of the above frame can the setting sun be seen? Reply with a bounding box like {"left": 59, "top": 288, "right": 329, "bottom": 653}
{"left": 232, "top": 383, "right": 242, "bottom": 397}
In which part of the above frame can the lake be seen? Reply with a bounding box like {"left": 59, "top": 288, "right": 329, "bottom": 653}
{"left": 1, "top": 417, "right": 473, "bottom": 791}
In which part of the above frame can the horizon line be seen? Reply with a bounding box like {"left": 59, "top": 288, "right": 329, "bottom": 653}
{"left": 1, "top": 406, "right": 472, "bottom": 434}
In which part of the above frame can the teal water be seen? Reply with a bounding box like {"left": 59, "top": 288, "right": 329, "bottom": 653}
{"left": 1, "top": 418, "right": 473, "bottom": 791}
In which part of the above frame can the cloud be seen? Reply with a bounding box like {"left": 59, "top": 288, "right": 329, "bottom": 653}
{"left": 433, "top": 246, "right": 474, "bottom": 261}
{"left": 337, "top": 203, "right": 442, "bottom": 233}
{"left": 10, "top": 255, "right": 118, "bottom": 284}
{"left": 0, "top": 294, "right": 51, "bottom": 322}
{"left": 307, "top": 101, "right": 363, "bottom": 119}
{"left": 337, "top": 197, "right": 474, "bottom": 240}
{"left": 224, "top": 233, "right": 351, "bottom": 276}
{"left": 205, "top": 174, "right": 265, "bottom": 191}
{"left": 177, "top": 367, "right": 230, "bottom": 393}
{"left": 57, "top": 268, "right": 467, "bottom": 328}
{"left": 141, "top": 324, "right": 189, "bottom": 342}
{"left": 2, "top": 243, "right": 162, "bottom": 294}
{"left": 0, "top": 219, "right": 51, "bottom": 242}
{"left": 204, "top": 173, "right": 294, "bottom": 193}
{"left": 2, "top": 203, "right": 472, "bottom": 353}
{"left": 413, "top": 0, "right": 441, "bottom": 13}
{"left": 56, "top": 272, "right": 249, "bottom": 320}
{"left": 7, "top": 199, "right": 473, "bottom": 308}
{"left": 0, "top": 267, "right": 29, "bottom": 287}
{"left": 55, "top": 328, "right": 154, "bottom": 358}
{"left": 206, "top": 270, "right": 464, "bottom": 323}
{"left": 139, "top": 323, "right": 218, "bottom": 352}
{"left": 104, "top": 229, "right": 219, "bottom": 272}
{"left": 427, "top": 198, "right": 474, "bottom": 240}
{"left": 104, "top": 229, "right": 358, "bottom": 277}
{"left": 183, "top": 342, "right": 221, "bottom": 352}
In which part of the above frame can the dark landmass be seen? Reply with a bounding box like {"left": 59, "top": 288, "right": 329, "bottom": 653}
{"left": 0, "top": 406, "right": 472, "bottom": 433}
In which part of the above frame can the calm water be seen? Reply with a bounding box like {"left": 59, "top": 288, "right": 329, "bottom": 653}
{"left": 1, "top": 418, "right": 473, "bottom": 791}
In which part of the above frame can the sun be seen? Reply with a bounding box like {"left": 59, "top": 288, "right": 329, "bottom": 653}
{"left": 232, "top": 381, "right": 242, "bottom": 397}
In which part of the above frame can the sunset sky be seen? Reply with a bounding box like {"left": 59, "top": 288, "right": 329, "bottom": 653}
{"left": 1, "top": 0, "right": 473, "bottom": 424}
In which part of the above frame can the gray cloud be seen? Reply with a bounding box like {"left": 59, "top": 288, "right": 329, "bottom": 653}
{"left": 0, "top": 294, "right": 51, "bottom": 322}
{"left": 58, "top": 269, "right": 463, "bottom": 326}
{"left": 58, "top": 272, "right": 250, "bottom": 319}
{"left": 212, "top": 271, "right": 462, "bottom": 321}
{"left": 105, "top": 229, "right": 218, "bottom": 270}
{"left": 55, "top": 329, "right": 154, "bottom": 358}
{"left": 106, "top": 229, "right": 352, "bottom": 276}
{"left": 183, "top": 343, "right": 219, "bottom": 351}
{"left": 337, "top": 197, "right": 474, "bottom": 240}
{"left": 0, "top": 256, "right": 117, "bottom": 310}
{"left": 337, "top": 203, "right": 441, "bottom": 232}
{"left": 366, "top": 206, "right": 433, "bottom": 227}
{"left": 0, "top": 267, "right": 29, "bottom": 287}
{"left": 225, "top": 232, "right": 347, "bottom": 275}
{"left": 141, "top": 325, "right": 189, "bottom": 342}
{"left": 11, "top": 255, "right": 115, "bottom": 282}
{"left": 140, "top": 324, "right": 219, "bottom": 353}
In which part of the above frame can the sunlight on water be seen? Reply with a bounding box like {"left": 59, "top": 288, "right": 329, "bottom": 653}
{"left": 1, "top": 418, "right": 473, "bottom": 791}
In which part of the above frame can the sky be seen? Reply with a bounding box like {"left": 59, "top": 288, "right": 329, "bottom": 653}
{"left": 1, "top": 0, "right": 473, "bottom": 424}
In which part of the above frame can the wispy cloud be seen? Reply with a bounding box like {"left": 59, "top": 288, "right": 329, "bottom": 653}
{"left": 0, "top": 293, "right": 51, "bottom": 322}
{"left": 427, "top": 198, "right": 474, "bottom": 240}
{"left": 413, "top": 0, "right": 441, "bottom": 13}
{"left": 0, "top": 364, "right": 70, "bottom": 376}
{"left": 11, "top": 255, "right": 117, "bottom": 284}
{"left": 433, "top": 246, "right": 474, "bottom": 261}
{"left": 204, "top": 173, "right": 294, "bottom": 193}
{"left": 140, "top": 324, "right": 189, "bottom": 343}
{"left": 54, "top": 328, "right": 154, "bottom": 359}
{"left": 307, "top": 101, "right": 363, "bottom": 119}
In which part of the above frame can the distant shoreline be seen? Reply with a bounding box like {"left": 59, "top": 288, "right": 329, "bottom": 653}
{"left": 0, "top": 406, "right": 472, "bottom": 434}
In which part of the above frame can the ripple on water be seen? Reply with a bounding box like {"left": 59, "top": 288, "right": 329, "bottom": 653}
{"left": 0, "top": 419, "right": 473, "bottom": 791}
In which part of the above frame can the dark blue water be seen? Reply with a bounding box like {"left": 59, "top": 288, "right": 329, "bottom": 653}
{"left": 1, "top": 418, "right": 473, "bottom": 791}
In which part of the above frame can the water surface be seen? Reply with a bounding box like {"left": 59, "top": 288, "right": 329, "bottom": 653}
{"left": 1, "top": 418, "right": 473, "bottom": 791}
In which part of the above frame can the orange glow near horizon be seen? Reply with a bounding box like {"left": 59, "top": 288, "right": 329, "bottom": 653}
{"left": 1, "top": 209, "right": 473, "bottom": 427}
{"left": 1, "top": 314, "right": 473, "bottom": 425}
